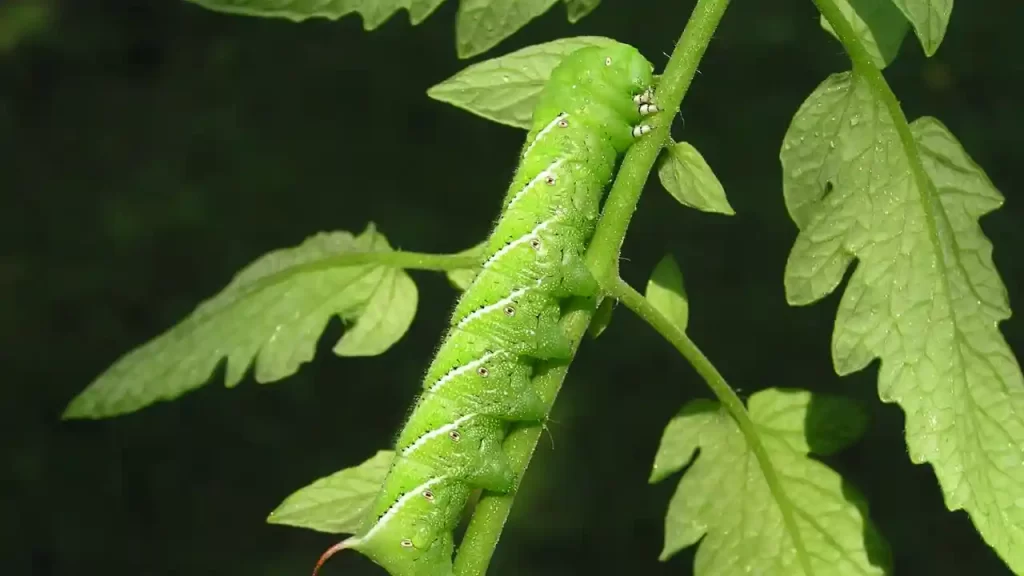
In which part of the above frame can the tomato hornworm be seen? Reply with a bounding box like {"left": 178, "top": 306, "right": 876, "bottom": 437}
{"left": 315, "top": 40, "right": 658, "bottom": 576}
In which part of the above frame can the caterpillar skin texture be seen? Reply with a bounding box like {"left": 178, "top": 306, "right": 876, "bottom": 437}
{"left": 318, "top": 42, "right": 655, "bottom": 576}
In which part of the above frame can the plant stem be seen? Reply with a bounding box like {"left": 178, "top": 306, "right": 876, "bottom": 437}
{"left": 607, "top": 279, "right": 815, "bottom": 575}
{"left": 451, "top": 297, "right": 597, "bottom": 576}
{"left": 237, "top": 248, "right": 481, "bottom": 305}
{"left": 585, "top": 0, "right": 730, "bottom": 286}
{"left": 452, "top": 1, "right": 731, "bottom": 574}
{"left": 319, "top": 249, "right": 481, "bottom": 271}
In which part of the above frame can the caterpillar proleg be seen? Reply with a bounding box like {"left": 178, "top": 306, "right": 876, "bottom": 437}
{"left": 315, "top": 41, "right": 656, "bottom": 576}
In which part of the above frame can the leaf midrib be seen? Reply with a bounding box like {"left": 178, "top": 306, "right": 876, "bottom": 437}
{"left": 850, "top": 30, "right": 1001, "bottom": 528}
{"left": 66, "top": 241, "right": 409, "bottom": 417}
{"left": 761, "top": 426, "right": 876, "bottom": 575}
{"left": 131, "top": 258, "right": 382, "bottom": 391}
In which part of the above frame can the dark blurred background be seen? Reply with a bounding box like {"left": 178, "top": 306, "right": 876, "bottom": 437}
{"left": 2, "top": 0, "right": 1022, "bottom": 574}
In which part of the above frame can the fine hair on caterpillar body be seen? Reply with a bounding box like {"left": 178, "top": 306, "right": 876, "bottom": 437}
{"left": 313, "top": 41, "right": 658, "bottom": 576}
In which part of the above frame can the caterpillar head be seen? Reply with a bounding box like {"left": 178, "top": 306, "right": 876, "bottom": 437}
{"left": 531, "top": 42, "right": 656, "bottom": 152}
{"left": 598, "top": 42, "right": 655, "bottom": 96}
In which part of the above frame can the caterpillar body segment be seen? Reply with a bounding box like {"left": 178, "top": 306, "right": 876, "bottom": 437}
{"left": 319, "top": 42, "right": 655, "bottom": 576}
{"left": 416, "top": 351, "right": 549, "bottom": 422}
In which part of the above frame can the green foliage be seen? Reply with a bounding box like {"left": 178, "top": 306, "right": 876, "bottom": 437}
{"left": 563, "top": 0, "right": 599, "bottom": 23}
{"left": 645, "top": 254, "right": 689, "bottom": 332}
{"left": 456, "top": 0, "right": 559, "bottom": 58}
{"left": 63, "top": 224, "right": 418, "bottom": 419}
{"left": 657, "top": 141, "right": 735, "bottom": 215}
{"left": 446, "top": 268, "right": 479, "bottom": 291}
{"left": 781, "top": 69, "right": 1024, "bottom": 572}
{"left": 427, "top": 36, "right": 618, "bottom": 129}
{"left": 0, "top": 0, "right": 52, "bottom": 54}
{"left": 650, "top": 388, "right": 887, "bottom": 574}
{"left": 185, "top": 0, "right": 447, "bottom": 27}
{"left": 267, "top": 450, "right": 394, "bottom": 533}
{"left": 445, "top": 242, "right": 486, "bottom": 291}
{"left": 184, "top": 0, "right": 601, "bottom": 58}
{"left": 819, "top": 0, "right": 909, "bottom": 69}
{"left": 889, "top": 0, "right": 952, "bottom": 55}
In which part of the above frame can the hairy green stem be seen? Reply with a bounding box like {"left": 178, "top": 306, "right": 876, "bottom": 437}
{"left": 452, "top": 0, "right": 731, "bottom": 574}
{"left": 608, "top": 279, "right": 815, "bottom": 575}
{"left": 585, "top": 0, "right": 730, "bottom": 285}
{"left": 322, "top": 249, "right": 481, "bottom": 271}
{"left": 205, "top": 249, "right": 481, "bottom": 315}
{"left": 451, "top": 297, "right": 597, "bottom": 576}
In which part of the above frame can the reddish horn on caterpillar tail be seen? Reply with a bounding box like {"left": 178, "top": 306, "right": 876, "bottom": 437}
{"left": 312, "top": 537, "right": 358, "bottom": 576}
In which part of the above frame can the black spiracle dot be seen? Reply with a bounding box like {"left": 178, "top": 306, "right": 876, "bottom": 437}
{"left": 545, "top": 175, "right": 556, "bottom": 185}
{"left": 558, "top": 119, "right": 569, "bottom": 128}
{"left": 449, "top": 430, "right": 462, "bottom": 442}
{"left": 477, "top": 366, "right": 489, "bottom": 377}
{"left": 400, "top": 539, "right": 414, "bottom": 548}
{"left": 422, "top": 490, "right": 435, "bottom": 501}
{"left": 503, "top": 306, "right": 516, "bottom": 317}
{"left": 530, "top": 238, "right": 542, "bottom": 250}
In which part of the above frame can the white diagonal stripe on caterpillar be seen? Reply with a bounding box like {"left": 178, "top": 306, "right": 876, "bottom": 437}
{"left": 359, "top": 475, "right": 450, "bottom": 544}
{"left": 506, "top": 158, "right": 565, "bottom": 211}
{"left": 455, "top": 286, "right": 529, "bottom": 330}
{"left": 522, "top": 112, "right": 569, "bottom": 158}
{"left": 454, "top": 275, "right": 547, "bottom": 330}
{"left": 462, "top": 217, "right": 558, "bottom": 294}
{"left": 482, "top": 217, "right": 556, "bottom": 270}
{"left": 401, "top": 413, "right": 477, "bottom": 456}
{"left": 428, "top": 351, "right": 500, "bottom": 394}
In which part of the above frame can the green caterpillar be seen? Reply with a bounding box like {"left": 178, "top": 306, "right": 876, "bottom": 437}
{"left": 314, "top": 41, "right": 657, "bottom": 576}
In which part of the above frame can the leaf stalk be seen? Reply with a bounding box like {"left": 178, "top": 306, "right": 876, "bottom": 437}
{"left": 327, "top": 250, "right": 481, "bottom": 271}
{"left": 607, "top": 278, "right": 815, "bottom": 575}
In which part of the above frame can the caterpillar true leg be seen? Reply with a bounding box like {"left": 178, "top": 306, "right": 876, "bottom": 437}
{"left": 632, "top": 124, "right": 653, "bottom": 137}
{"left": 639, "top": 103, "right": 659, "bottom": 115}
{"left": 633, "top": 86, "right": 655, "bottom": 104}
